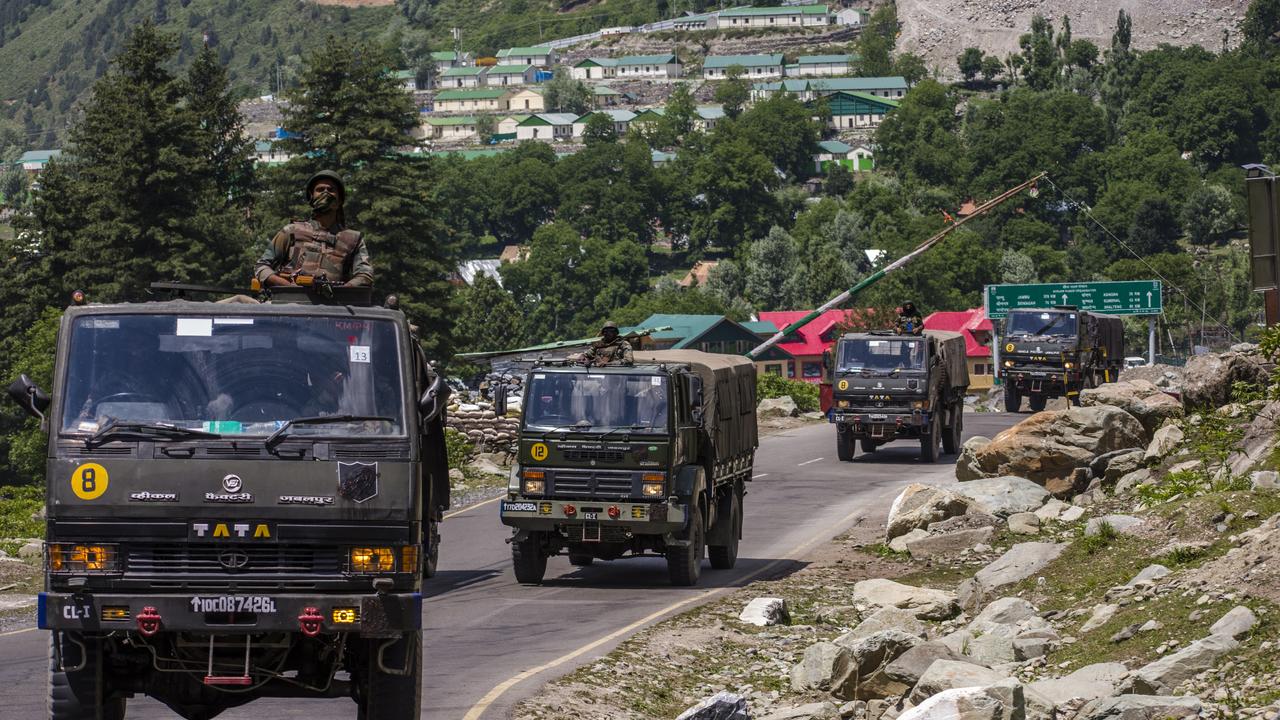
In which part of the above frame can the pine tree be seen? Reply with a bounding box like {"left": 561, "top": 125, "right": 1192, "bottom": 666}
{"left": 268, "top": 35, "right": 456, "bottom": 358}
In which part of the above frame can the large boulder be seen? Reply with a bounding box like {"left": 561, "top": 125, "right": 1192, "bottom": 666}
{"left": 1080, "top": 380, "right": 1183, "bottom": 438}
{"left": 905, "top": 527, "right": 995, "bottom": 559}
{"left": 909, "top": 660, "right": 1011, "bottom": 703}
{"left": 1228, "top": 401, "right": 1280, "bottom": 476}
{"left": 963, "top": 406, "right": 1145, "bottom": 488}
{"left": 790, "top": 641, "right": 850, "bottom": 692}
{"left": 739, "top": 597, "right": 789, "bottom": 627}
{"left": 1129, "top": 634, "right": 1237, "bottom": 694}
{"left": 1181, "top": 349, "right": 1268, "bottom": 408}
{"left": 1074, "top": 694, "right": 1201, "bottom": 719}
{"left": 758, "top": 396, "right": 800, "bottom": 418}
{"left": 958, "top": 543, "right": 1068, "bottom": 611}
{"left": 953, "top": 476, "right": 1050, "bottom": 517}
{"left": 1209, "top": 605, "right": 1257, "bottom": 639}
{"left": 758, "top": 702, "right": 841, "bottom": 720}
{"left": 676, "top": 691, "right": 751, "bottom": 720}
{"left": 853, "top": 579, "right": 959, "bottom": 620}
{"left": 883, "top": 641, "right": 968, "bottom": 687}
{"left": 832, "top": 629, "right": 921, "bottom": 700}
{"left": 1026, "top": 662, "right": 1128, "bottom": 710}
{"left": 1143, "top": 424, "right": 1184, "bottom": 461}
{"left": 845, "top": 607, "right": 928, "bottom": 640}
{"left": 897, "top": 682, "right": 1025, "bottom": 720}
{"left": 886, "top": 484, "right": 975, "bottom": 541}
{"left": 956, "top": 436, "right": 992, "bottom": 482}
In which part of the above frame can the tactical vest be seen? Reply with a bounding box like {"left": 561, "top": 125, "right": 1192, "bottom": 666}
{"left": 281, "top": 221, "right": 361, "bottom": 280}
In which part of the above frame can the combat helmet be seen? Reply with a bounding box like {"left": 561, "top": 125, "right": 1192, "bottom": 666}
{"left": 306, "top": 170, "right": 346, "bottom": 205}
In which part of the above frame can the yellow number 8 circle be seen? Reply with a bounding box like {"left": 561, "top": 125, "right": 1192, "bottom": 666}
{"left": 71, "top": 463, "right": 109, "bottom": 500}
{"left": 837, "top": 380, "right": 849, "bottom": 391}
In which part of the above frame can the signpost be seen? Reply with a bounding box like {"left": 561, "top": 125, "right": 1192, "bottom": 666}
{"left": 985, "top": 280, "right": 1164, "bottom": 371}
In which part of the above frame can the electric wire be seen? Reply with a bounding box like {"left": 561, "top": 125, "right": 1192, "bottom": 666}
{"left": 1041, "top": 174, "right": 1241, "bottom": 344}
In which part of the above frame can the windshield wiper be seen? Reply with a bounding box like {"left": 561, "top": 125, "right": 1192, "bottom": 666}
{"left": 86, "top": 419, "right": 221, "bottom": 448}
{"left": 537, "top": 421, "right": 592, "bottom": 440}
{"left": 595, "top": 424, "right": 653, "bottom": 441}
{"left": 265, "top": 415, "right": 394, "bottom": 451}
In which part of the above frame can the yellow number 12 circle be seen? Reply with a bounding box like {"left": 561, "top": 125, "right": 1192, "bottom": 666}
{"left": 72, "top": 463, "right": 109, "bottom": 500}
{"left": 530, "top": 443, "right": 549, "bottom": 462}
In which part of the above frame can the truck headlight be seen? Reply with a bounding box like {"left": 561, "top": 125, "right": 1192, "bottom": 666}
{"left": 48, "top": 543, "right": 120, "bottom": 573}
{"left": 349, "top": 547, "right": 396, "bottom": 573}
{"left": 641, "top": 472, "right": 665, "bottom": 497}
{"left": 911, "top": 400, "right": 930, "bottom": 410}
{"left": 1003, "top": 360, "right": 1014, "bottom": 368}
{"left": 522, "top": 469, "right": 545, "bottom": 495}
{"left": 1063, "top": 361, "right": 1074, "bottom": 369}
{"left": 836, "top": 399, "right": 850, "bottom": 408}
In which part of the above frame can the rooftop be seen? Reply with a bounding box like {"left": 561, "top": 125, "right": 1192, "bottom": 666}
{"left": 808, "top": 76, "right": 908, "bottom": 92}
{"left": 487, "top": 65, "right": 536, "bottom": 75}
{"left": 796, "top": 54, "right": 854, "bottom": 65}
{"left": 579, "top": 109, "right": 638, "bottom": 122}
{"left": 704, "top": 54, "right": 784, "bottom": 69}
{"left": 441, "top": 66, "right": 485, "bottom": 76}
{"left": 521, "top": 113, "right": 581, "bottom": 126}
{"left": 720, "top": 4, "right": 829, "bottom": 17}
{"left": 616, "top": 54, "right": 679, "bottom": 66}
{"left": 424, "top": 116, "right": 479, "bottom": 126}
{"left": 925, "top": 308, "right": 993, "bottom": 358}
{"left": 497, "top": 47, "right": 553, "bottom": 57}
{"left": 431, "top": 51, "right": 460, "bottom": 61}
{"left": 757, "top": 310, "right": 863, "bottom": 357}
{"left": 434, "top": 88, "right": 510, "bottom": 100}
{"left": 17, "top": 149, "right": 62, "bottom": 164}
{"left": 575, "top": 57, "right": 619, "bottom": 67}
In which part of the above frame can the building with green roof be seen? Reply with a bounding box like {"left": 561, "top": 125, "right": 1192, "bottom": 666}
{"left": 626, "top": 314, "right": 793, "bottom": 370}
{"left": 809, "top": 91, "right": 899, "bottom": 130}
{"left": 420, "top": 115, "right": 480, "bottom": 141}
{"left": 719, "top": 4, "right": 831, "bottom": 27}
{"left": 485, "top": 65, "right": 537, "bottom": 86}
{"left": 496, "top": 47, "right": 555, "bottom": 67}
{"left": 572, "top": 58, "right": 619, "bottom": 81}
{"left": 434, "top": 87, "right": 513, "bottom": 113}
{"left": 615, "top": 54, "right": 683, "bottom": 79}
{"left": 440, "top": 65, "right": 487, "bottom": 89}
{"left": 789, "top": 54, "right": 856, "bottom": 77}
{"left": 703, "top": 54, "right": 785, "bottom": 80}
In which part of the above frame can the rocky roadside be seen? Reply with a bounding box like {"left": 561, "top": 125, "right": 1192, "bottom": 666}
{"left": 516, "top": 344, "right": 1280, "bottom": 720}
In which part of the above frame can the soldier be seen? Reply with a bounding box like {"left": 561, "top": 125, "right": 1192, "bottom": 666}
{"left": 254, "top": 170, "right": 374, "bottom": 289}
{"left": 579, "top": 322, "right": 633, "bottom": 366}
{"left": 894, "top": 301, "right": 924, "bottom": 336}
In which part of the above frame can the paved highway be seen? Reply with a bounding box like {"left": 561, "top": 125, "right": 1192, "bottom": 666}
{"left": 0, "top": 414, "right": 1019, "bottom": 719}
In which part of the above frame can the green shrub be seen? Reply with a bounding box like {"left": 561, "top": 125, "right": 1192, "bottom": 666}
{"left": 0, "top": 484, "right": 44, "bottom": 542}
{"left": 445, "top": 428, "right": 473, "bottom": 469}
{"left": 757, "top": 372, "right": 820, "bottom": 413}
{"left": 1078, "top": 520, "right": 1116, "bottom": 554}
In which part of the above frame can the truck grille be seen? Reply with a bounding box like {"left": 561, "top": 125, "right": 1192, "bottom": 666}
{"left": 126, "top": 544, "right": 343, "bottom": 577}
{"left": 562, "top": 449, "right": 624, "bottom": 463}
{"left": 551, "top": 470, "right": 634, "bottom": 498}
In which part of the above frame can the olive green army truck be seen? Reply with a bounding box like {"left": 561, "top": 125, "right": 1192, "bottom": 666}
{"left": 497, "top": 350, "right": 757, "bottom": 587}
{"left": 998, "top": 307, "right": 1124, "bottom": 412}
{"left": 7, "top": 287, "right": 450, "bottom": 720}
{"left": 828, "top": 330, "right": 969, "bottom": 462}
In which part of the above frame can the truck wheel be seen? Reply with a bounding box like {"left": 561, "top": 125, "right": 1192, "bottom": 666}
{"left": 920, "top": 416, "right": 940, "bottom": 463}
{"left": 355, "top": 631, "right": 422, "bottom": 720}
{"left": 49, "top": 634, "right": 125, "bottom": 720}
{"left": 1029, "top": 395, "right": 1047, "bottom": 412}
{"left": 942, "top": 403, "right": 962, "bottom": 455}
{"left": 512, "top": 533, "right": 547, "bottom": 584}
{"left": 835, "top": 429, "right": 854, "bottom": 461}
{"left": 1003, "top": 385, "right": 1022, "bottom": 413}
{"left": 568, "top": 553, "right": 594, "bottom": 567}
{"left": 424, "top": 519, "right": 440, "bottom": 578}
{"left": 708, "top": 487, "right": 741, "bottom": 570}
{"left": 859, "top": 438, "right": 877, "bottom": 454}
{"left": 667, "top": 505, "right": 704, "bottom": 586}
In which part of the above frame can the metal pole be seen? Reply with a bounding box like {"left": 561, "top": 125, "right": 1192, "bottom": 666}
{"left": 991, "top": 319, "right": 1001, "bottom": 386}
{"left": 1148, "top": 315, "right": 1156, "bottom": 366}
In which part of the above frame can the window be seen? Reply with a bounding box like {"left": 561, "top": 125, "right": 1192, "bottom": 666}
{"left": 802, "top": 361, "right": 823, "bottom": 379}
{"left": 973, "top": 363, "right": 987, "bottom": 375}
{"left": 764, "top": 364, "right": 782, "bottom": 376}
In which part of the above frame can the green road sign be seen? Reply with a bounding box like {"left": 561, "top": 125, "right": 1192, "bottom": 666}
{"left": 985, "top": 280, "right": 1162, "bottom": 319}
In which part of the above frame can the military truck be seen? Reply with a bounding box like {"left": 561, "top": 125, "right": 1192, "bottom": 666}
{"left": 497, "top": 350, "right": 757, "bottom": 587}
{"left": 827, "top": 330, "right": 969, "bottom": 462}
{"left": 998, "top": 307, "right": 1124, "bottom": 412}
{"left": 7, "top": 287, "right": 450, "bottom": 720}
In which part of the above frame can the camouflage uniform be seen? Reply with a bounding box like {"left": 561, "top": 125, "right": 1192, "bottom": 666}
{"left": 894, "top": 303, "right": 924, "bottom": 336}
{"left": 580, "top": 336, "right": 633, "bottom": 366}
{"left": 253, "top": 219, "right": 374, "bottom": 288}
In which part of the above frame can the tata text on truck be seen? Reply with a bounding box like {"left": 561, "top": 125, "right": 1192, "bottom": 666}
{"left": 826, "top": 330, "right": 969, "bottom": 462}
{"left": 7, "top": 287, "right": 450, "bottom": 719}
{"left": 997, "top": 307, "right": 1124, "bottom": 412}
{"left": 497, "top": 350, "right": 757, "bottom": 586}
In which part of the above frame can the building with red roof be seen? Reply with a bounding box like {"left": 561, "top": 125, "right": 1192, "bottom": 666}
{"left": 924, "top": 307, "right": 995, "bottom": 389}
{"left": 757, "top": 310, "right": 863, "bottom": 382}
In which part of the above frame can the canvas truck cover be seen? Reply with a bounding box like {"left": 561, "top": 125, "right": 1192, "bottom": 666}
{"left": 632, "top": 350, "right": 759, "bottom": 458}
{"left": 1083, "top": 312, "right": 1124, "bottom": 361}
{"left": 924, "top": 330, "right": 970, "bottom": 390}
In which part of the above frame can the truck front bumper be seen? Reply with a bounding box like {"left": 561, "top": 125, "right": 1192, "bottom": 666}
{"left": 1004, "top": 369, "right": 1074, "bottom": 395}
{"left": 831, "top": 411, "right": 929, "bottom": 438}
{"left": 39, "top": 591, "right": 421, "bottom": 636}
{"left": 498, "top": 497, "right": 687, "bottom": 536}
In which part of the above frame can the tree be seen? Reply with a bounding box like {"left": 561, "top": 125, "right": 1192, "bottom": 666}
{"left": 744, "top": 226, "right": 803, "bottom": 310}
{"left": 270, "top": 35, "right": 455, "bottom": 357}
{"left": 476, "top": 114, "right": 497, "bottom": 144}
{"left": 1019, "top": 15, "right": 1060, "bottom": 90}
{"left": 893, "top": 52, "right": 929, "bottom": 85}
{"left": 1243, "top": 0, "right": 1280, "bottom": 56}
{"left": 661, "top": 83, "right": 697, "bottom": 144}
{"left": 857, "top": 3, "right": 897, "bottom": 77}
{"left": 874, "top": 79, "right": 963, "bottom": 187}
{"left": 1182, "top": 184, "right": 1242, "bottom": 245}
{"left": 556, "top": 141, "right": 660, "bottom": 244}
{"left": 738, "top": 94, "right": 822, "bottom": 180}
{"left": 1066, "top": 39, "right": 1099, "bottom": 71}
{"left": 824, "top": 163, "right": 854, "bottom": 196}
{"left": 980, "top": 55, "right": 1003, "bottom": 83}
{"left": 999, "top": 249, "right": 1038, "bottom": 284}
{"left": 581, "top": 113, "right": 617, "bottom": 144}
{"left": 0, "top": 307, "right": 59, "bottom": 484}
{"left": 686, "top": 129, "right": 781, "bottom": 254}
{"left": 453, "top": 272, "right": 522, "bottom": 352}
{"left": 713, "top": 65, "right": 750, "bottom": 119}
{"left": 611, "top": 279, "right": 743, "bottom": 327}
{"left": 958, "top": 47, "right": 984, "bottom": 83}
{"left": 543, "top": 66, "right": 591, "bottom": 114}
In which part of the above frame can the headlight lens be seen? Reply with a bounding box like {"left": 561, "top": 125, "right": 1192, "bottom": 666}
{"left": 911, "top": 400, "right": 930, "bottom": 410}
{"left": 1003, "top": 360, "right": 1014, "bottom": 368}
{"left": 836, "top": 399, "right": 850, "bottom": 408}
{"left": 523, "top": 479, "right": 545, "bottom": 494}
{"left": 48, "top": 544, "right": 120, "bottom": 573}
{"left": 641, "top": 472, "right": 665, "bottom": 497}
{"left": 1064, "top": 361, "right": 1074, "bottom": 369}
{"left": 349, "top": 547, "right": 396, "bottom": 573}
{"left": 642, "top": 483, "right": 664, "bottom": 497}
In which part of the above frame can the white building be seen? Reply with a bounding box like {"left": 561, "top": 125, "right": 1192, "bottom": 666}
{"left": 789, "top": 55, "right": 855, "bottom": 77}
{"left": 615, "top": 54, "right": 683, "bottom": 79}
{"left": 572, "top": 109, "right": 637, "bottom": 138}
{"left": 496, "top": 47, "right": 555, "bottom": 67}
{"left": 486, "top": 65, "right": 538, "bottom": 86}
{"left": 516, "top": 113, "right": 578, "bottom": 142}
{"left": 718, "top": 4, "right": 831, "bottom": 28}
{"left": 835, "top": 8, "right": 870, "bottom": 26}
{"left": 439, "top": 66, "right": 486, "bottom": 88}
{"left": 703, "top": 54, "right": 785, "bottom": 80}
{"left": 420, "top": 116, "right": 479, "bottom": 141}
{"left": 571, "top": 58, "right": 618, "bottom": 81}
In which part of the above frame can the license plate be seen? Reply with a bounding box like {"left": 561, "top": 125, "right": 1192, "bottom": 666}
{"left": 582, "top": 512, "right": 599, "bottom": 520}
{"left": 502, "top": 501, "right": 538, "bottom": 513}
{"left": 189, "top": 596, "right": 277, "bottom": 614}
{"left": 869, "top": 414, "right": 888, "bottom": 422}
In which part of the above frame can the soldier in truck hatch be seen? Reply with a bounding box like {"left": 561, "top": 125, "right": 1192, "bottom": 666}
{"left": 894, "top": 301, "right": 924, "bottom": 336}
{"left": 254, "top": 170, "right": 374, "bottom": 289}
{"left": 578, "top": 321, "right": 633, "bottom": 366}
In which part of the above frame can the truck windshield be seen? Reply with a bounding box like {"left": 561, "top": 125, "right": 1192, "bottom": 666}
{"left": 523, "top": 373, "right": 668, "bottom": 432}
{"left": 60, "top": 314, "right": 405, "bottom": 438}
{"left": 838, "top": 338, "right": 924, "bottom": 373}
{"left": 1006, "top": 311, "right": 1077, "bottom": 338}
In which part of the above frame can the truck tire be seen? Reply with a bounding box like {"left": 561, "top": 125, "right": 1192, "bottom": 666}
{"left": 860, "top": 438, "right": 877, "bottom": 454}
{"left": 49, "top": 634, "right": 125, "bottom": 720}
{"left": 836, "top": 429, "right": 854, "bottom": 461}
{"left": 512, "top": 533, "right": 547, "bottom": 584}
{"left": 1004, "top": 385, "right": 1022, "bottom": 413}
{"left": 568, "top": 554, "right": 594, "bottom": 567}
{"left": 355, "top": 631, "right": 422, "bottom": 720}
{"left": 667, "top": 505, "right": 704, "bottom": 586}
{"left": 920, "top": 415, "right": 940, "bottom": 463}
{"left": 708, "top": 486, "right": 741, "bottom": 570}
{"left": 1028, "top": 395, "right": 1047, "bottom": 412}
{"left": 941, "top": 402, "right": 962, "bottom": 455}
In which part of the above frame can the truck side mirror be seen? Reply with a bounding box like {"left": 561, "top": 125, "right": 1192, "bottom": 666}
{"left": 822, "top": 349, "right": 832, "bottom": 370}
{"left": 8, "top": 374, "right": 50, "bottom": 421}
{"left": 419, "top": 374, "right": 450, "bottom": 423}
{"left": 493, "top": 382, "right": 509, "bottom": 416}
{"left": 687, "top": 376, "right": 704, "bottom": 426}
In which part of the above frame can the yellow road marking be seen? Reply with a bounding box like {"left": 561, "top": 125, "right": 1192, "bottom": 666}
{"left": 461, "top": 507, "right": 866, "bottom": 720}
{"left": 444, "top": 495, "right": 502, "bottom": 520}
